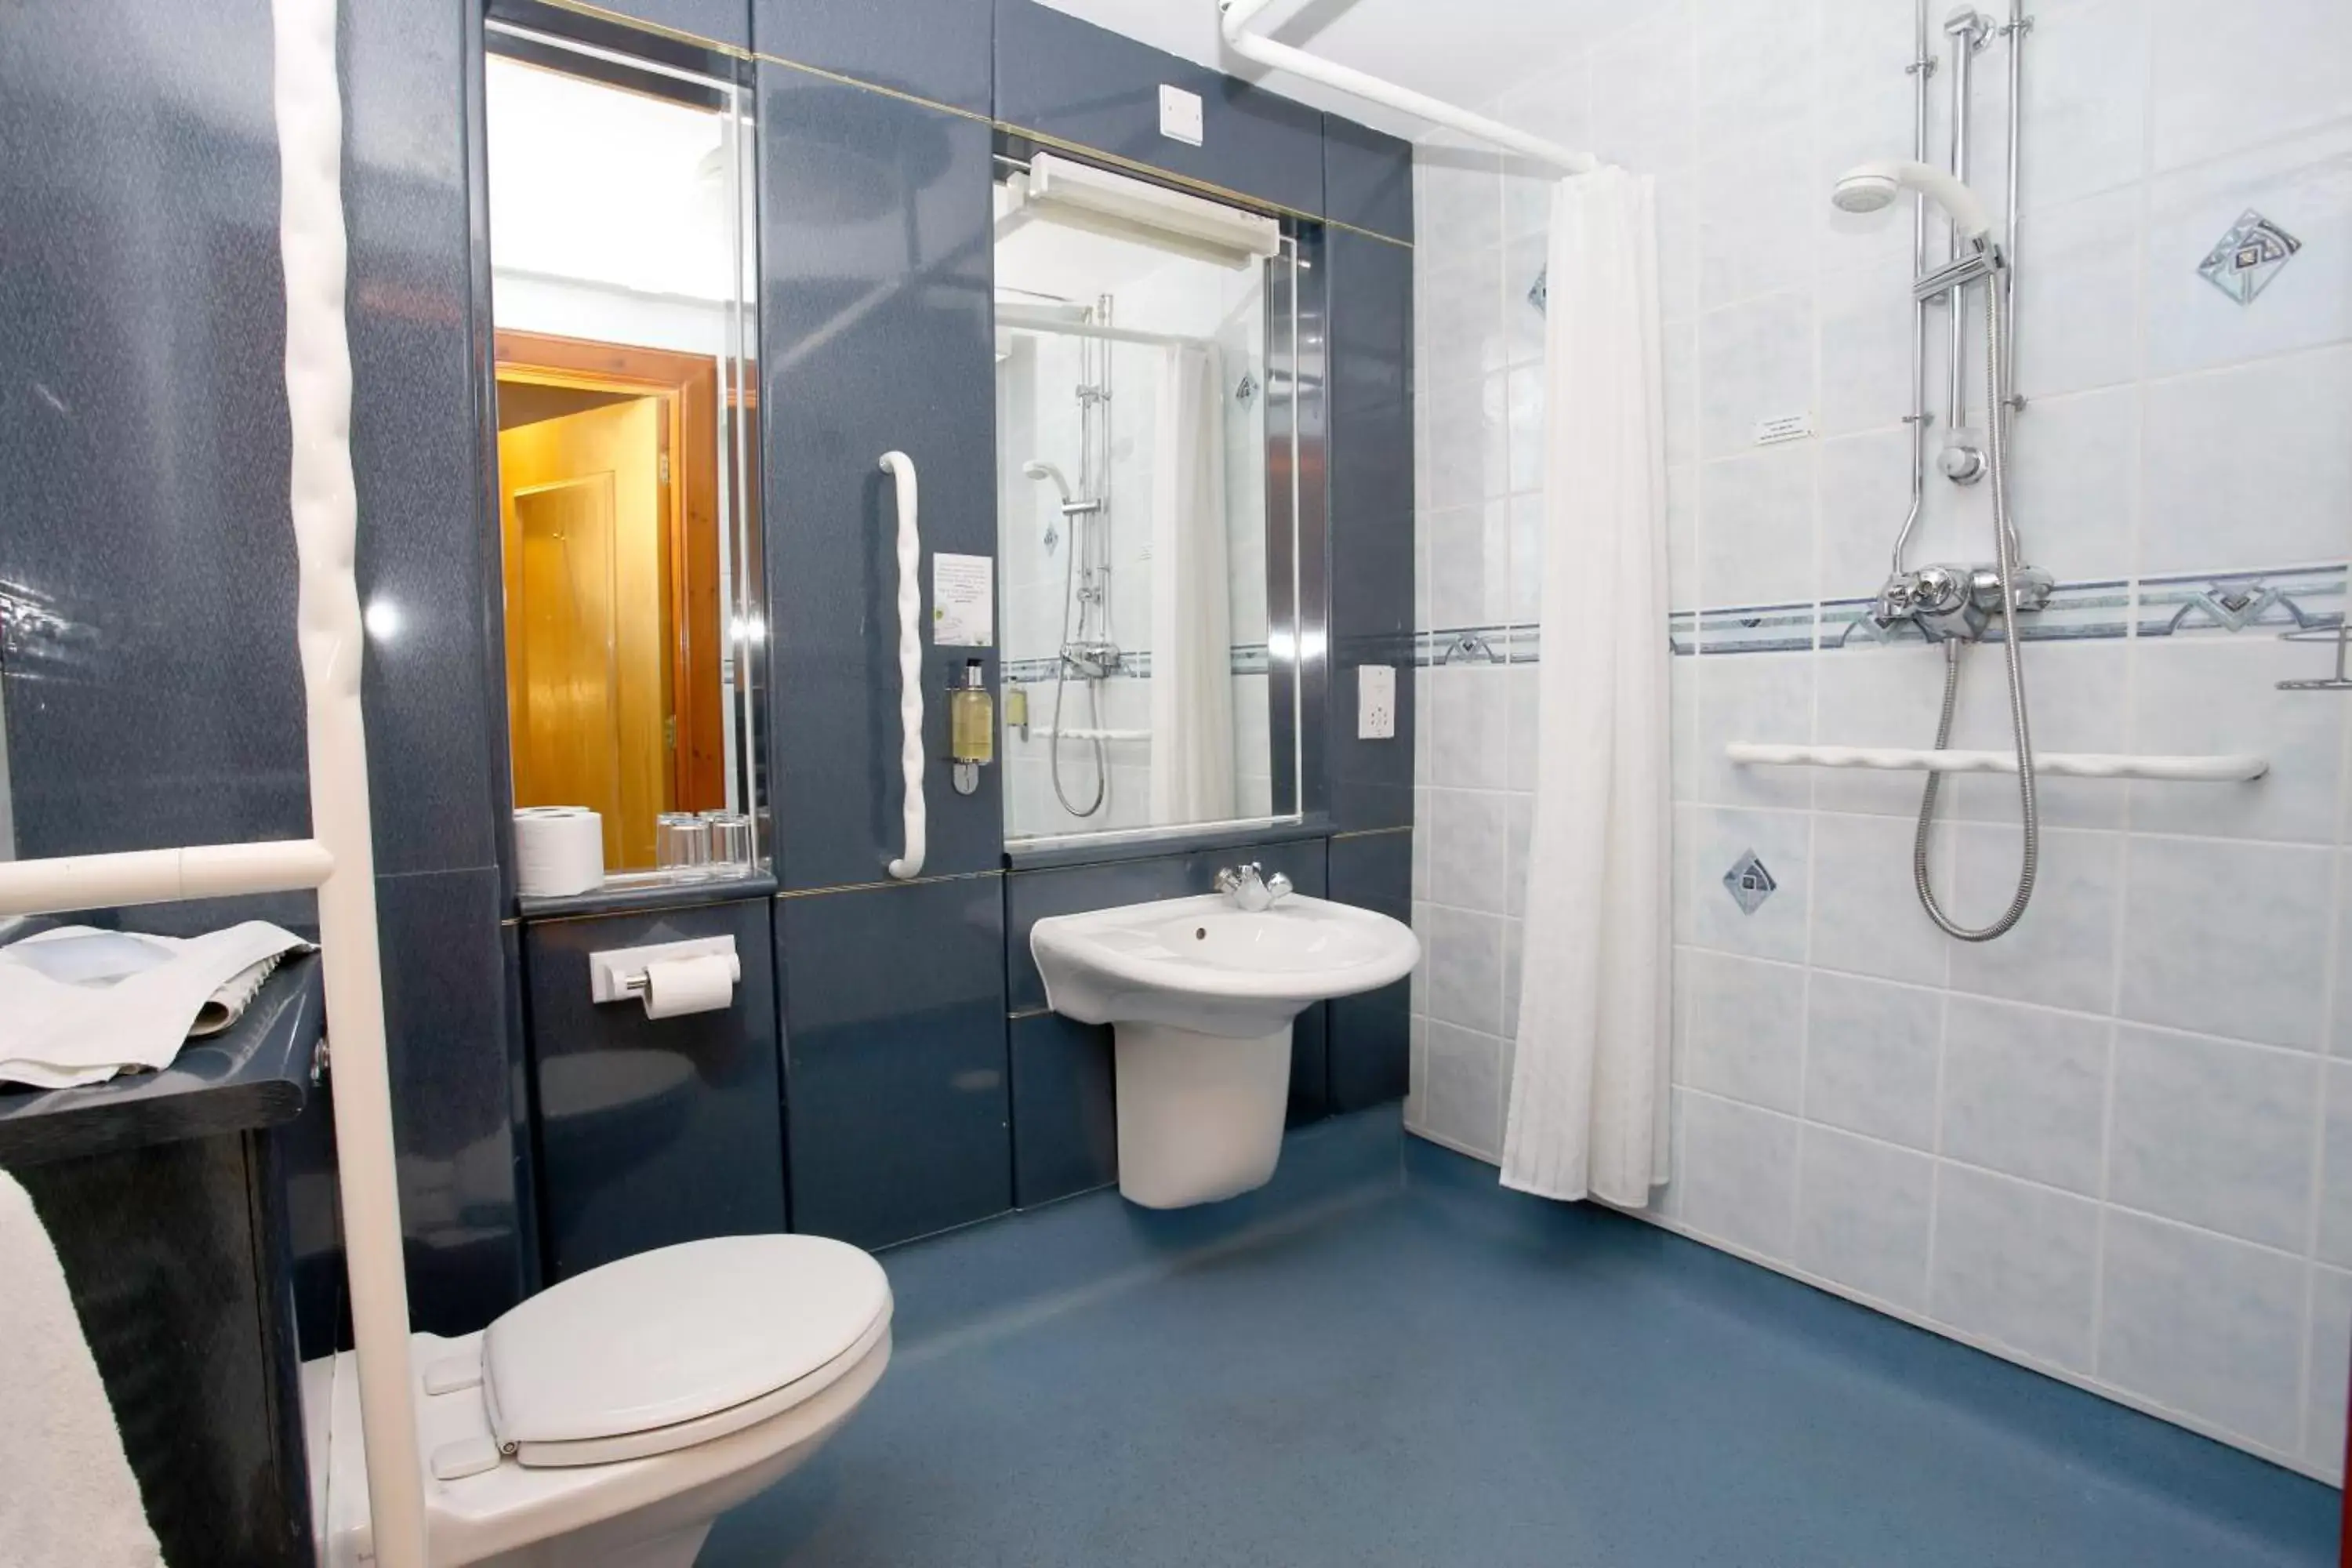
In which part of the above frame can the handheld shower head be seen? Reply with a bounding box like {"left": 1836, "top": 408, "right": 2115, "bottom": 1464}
{"left": 1021, "top": 459, "right": 1073, "bottom": 503}
{"left": 1831, "top": 159, "right": 1994, "bottom": 241}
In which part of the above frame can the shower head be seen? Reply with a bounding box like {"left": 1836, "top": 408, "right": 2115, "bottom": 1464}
{"left": 1831, "top": 159, "right": 1994, "bottom": 241}
{"left": 1021, "top": 459, "right": 1073, "bottom": 503}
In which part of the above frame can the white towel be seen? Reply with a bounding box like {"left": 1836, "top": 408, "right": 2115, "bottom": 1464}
{"left": 0, "top": 1170, "right": 167, "bottom": 1568}
{"left": 0, "top": 923, "right": 313, "bottom": 1090}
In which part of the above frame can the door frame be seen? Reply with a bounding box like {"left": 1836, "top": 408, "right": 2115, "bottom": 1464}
{"left": 493, "top": 328, "right": 726, "bottom": 815}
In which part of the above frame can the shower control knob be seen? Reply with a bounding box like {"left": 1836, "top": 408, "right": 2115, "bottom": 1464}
{"left": 1937, "top": 441, "right": 1987, "bottom": 484}
{"left": 1911, "top": 565, "right": 1965, "bottom": 613}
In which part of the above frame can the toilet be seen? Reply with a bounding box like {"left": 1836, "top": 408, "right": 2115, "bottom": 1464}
{"left": 306, "top": 1233, "right": 892, "bottom": 1567}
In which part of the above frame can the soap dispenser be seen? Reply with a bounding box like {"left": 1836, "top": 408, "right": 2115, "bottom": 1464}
{"left": 949, "top": 658, "right": 993, "bottom": 796}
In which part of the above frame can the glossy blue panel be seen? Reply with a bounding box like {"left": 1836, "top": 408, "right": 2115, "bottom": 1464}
{"left": 522, "top": 898, "right": 786, "bottom": 1280}
{"left": 1326, "top": 227, "right": 1417, "bottom": 833}
{"left": 347, "top": 0, "right": 501, "bottom": 877}
{"left": 757, "top": 71, "right": 1001, "bottom": 890}
{"left": 1326, "top": 830, "right": 1411, "bottom": 1109}
{"left": 1003, "top": 840, "right": 1330, "bottom": 1014}
{"left": 376, "top": 867, "right": 526, "bottom": 1334}
{"left": 995, "top": 0, "right": 1323, "bottom": 217}
{"left": 1008, "top": 1011, "right": 1117, "bottom": 1207}
{"left": 778, "top": 877, "right": 1010, "bottom": 1247}
{"left": 597, "top": 0, "right": 750, "bottom": 51}
{"left": 0, "top": 0, "right": 304, "bottom": 858}
{"left": 752, "top": 0, "right": 991, "bottom": 118}
{"left": 1322, "top": 114, "right": 1414, "bottom": 243}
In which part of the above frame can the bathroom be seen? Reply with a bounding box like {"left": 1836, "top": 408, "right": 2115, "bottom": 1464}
{"left": 0, "top": 0, "right": 2345, "bottom": 1563}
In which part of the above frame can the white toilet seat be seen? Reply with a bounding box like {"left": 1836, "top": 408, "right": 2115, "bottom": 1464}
{"left": 309, "top": 1233, "right": 895, "bottom": 1567}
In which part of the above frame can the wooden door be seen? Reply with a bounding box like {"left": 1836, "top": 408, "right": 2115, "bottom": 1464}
{"left": 499, "top": 396, "right": 670, "bottom": 868}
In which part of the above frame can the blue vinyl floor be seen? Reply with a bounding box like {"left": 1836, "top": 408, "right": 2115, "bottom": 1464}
{"left": 700, "top": 1118, "right": 2337, "bottom": 1567}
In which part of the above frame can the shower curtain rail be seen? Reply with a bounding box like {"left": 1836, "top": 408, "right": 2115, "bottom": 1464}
{"left": 997, "top": 305, "right": 1217, "bottom": 350}
{"left": 1727, "top": 743, "right": 2268, "bottom": 782}
{"left": 1217, "top": 0, "right": 1598, "bottom": 173}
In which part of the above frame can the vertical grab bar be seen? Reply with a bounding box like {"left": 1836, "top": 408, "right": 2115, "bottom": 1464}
{"left": 880, "top": 450, "right": 926, "bottom": 880}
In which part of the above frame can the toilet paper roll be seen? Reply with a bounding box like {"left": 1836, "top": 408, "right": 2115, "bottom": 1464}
{"left": 514, "top": 808, "right": 604, "bottom": 898}
{"left": 640, "top": 953, "right": 739, "bottom": 1019}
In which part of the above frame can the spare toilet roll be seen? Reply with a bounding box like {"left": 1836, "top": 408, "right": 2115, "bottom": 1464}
{"left": 640, "top": 953, "right": 739, "bottom": 1019}
{"left": 514, "top": 808, "right": 604, "bottom": 898}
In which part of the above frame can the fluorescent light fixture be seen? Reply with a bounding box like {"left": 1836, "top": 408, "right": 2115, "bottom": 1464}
{"left": 1022, "top": 152, "right": 1280, "bottom": 270}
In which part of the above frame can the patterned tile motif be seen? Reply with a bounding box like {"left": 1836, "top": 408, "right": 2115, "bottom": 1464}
{"left": 1723, "top": 851, "right": 1777, "bottom": 916}
{"left": 2197, "top": 209, "right": 2301, "bottom": 305}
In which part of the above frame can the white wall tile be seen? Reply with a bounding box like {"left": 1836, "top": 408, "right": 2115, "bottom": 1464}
{"left": 2141, "top": 348, "right": 2352, "bottom": 575}
{"left": 1948, "top": 640, "right": 2132, "bottom": 832}
{"left": 1427, "top": 665, "right": 1510, "bottom": 789}
{"left": 1693, "top": 649, "right": 1816, "bottom": 810}
{"left": 1947, "top": 824, "right": 2125, "bottom": 1014}
{"left": 2097, "top": 1209, "right": 2307, "bottom": 1454}
{"left": 2119, "top": 835, "right": 2333, "bottom": 1050}
{"left": 1588, "top": 2, "right": 1694, "bottom": 174}
{"left": 1699, "top": 292, "right": 1816, "bottom": 460}
{"left": 1662, "top": 317, "right": 1698, "bottom": 472}
{"left": 1699, "top": 139, "right": 1817, "bottom": 312}
{"left": 1504, "top": 662, "right": 1541, "bottom": 793}
{"left": 1423, "top": 1020, "right": 1506, "bottom": 1159}
{"left": 1684, "top": 949, "right": 1807, "bottom": 1114}
{"left": 2020, "top": 0, "right": 2151, "bottom": 209}
{"left": 1817, "top": 430, "right": 1915, "bottom": 602}
{"left": 1809, "top": 811, "right": 1952, "bottom": 986}
{"left": 2306, "top": 1265, "right": 2352, "bottom": 1478}
{"left": 1694, "top": 0, "right": 1816, "bottom": 161}
{"left": 1805, "top": 971, "right": 1942, "bottom": 1149}
{"left": 1999, "top": 388, "right": 2139, "bottom": 597}
{"left": 1504, "top": 364, "right": 1545, "bottom": 495}
{"left": 1697, "top": 443, "right": 1819, "bottom": 609}
{"left": 1507, "top": 493, "right": 1545, "bottom": 627}
{"left": 2109, "top": 1025, "right": 2319, "bottom": 1250}
{"left": 1687, "top": 805, "right": 1813, "bottom": 962}
{"left": 1679, "top": 1091, "right": 1800, "bottom": 1257}
{"left": 2147, "top": 0, "right": 2352, "bottom": 174}
{"left": 2129, "top": 634, "right": 2347, "bottom": 844}
{"left": 2143, "top": 124, "right": 2352, "bottom": 379}
{"left": 1940, "top": 996, "right": 2112, "bottom": 1195}
{"left": 1425, "top": 788, "right": 1508, "bottom": 915}
{"left": 1417, "top": 246, "right": 1505, "bottom": 396}
{"left": 1817, "top": 263, "right": 1915, "bottom": 439}
{"left": 1421, "top": 903, "right": 1504, "bottom": 1036}
{"left": 1504, "top": 793, "right": 1534, "bottom": 920}
{"left": 1812, "top": 645, "right": 1955, "bottom": 816}
{"left": 1933, "top": 1163, "right": 2103, "bottom": 1374}
{"left": 1793, "top": 1124, "right": 1934, "bottom": 1310}
{"left": 1814, "top": 0, "right": 1917, "bottom": 122}
{"left": 1667, "top": 465, "right": 1700, "bottom": 610}
{"left": 2321, "top": 1062, "right": 2352, "bottom": 1268}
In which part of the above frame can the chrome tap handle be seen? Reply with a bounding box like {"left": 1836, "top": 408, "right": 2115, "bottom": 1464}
{"left": 1215, "top": 863, "right": 1273, "bottom": 910}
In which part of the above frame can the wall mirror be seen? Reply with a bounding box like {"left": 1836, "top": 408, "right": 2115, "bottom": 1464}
{"left": 483, "top": 22, "right": 765, "bottom": 876}
{"left": 993, "top": 149, "right": 1302, "bottom": 848}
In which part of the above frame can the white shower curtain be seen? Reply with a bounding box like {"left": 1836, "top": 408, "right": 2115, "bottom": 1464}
{"left": 1149, "top": 342, "right": 1236, "bottom": 824}
{"left": 1501, "top": 169, "right": 1673, "bottom": 1207}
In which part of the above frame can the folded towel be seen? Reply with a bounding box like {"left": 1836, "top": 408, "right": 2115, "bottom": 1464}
{"left": 0, "top": 922, "right": 314, "bottom": 1091}
{"left": 0, "top": 1170, "right": 167, "bottom": 1567}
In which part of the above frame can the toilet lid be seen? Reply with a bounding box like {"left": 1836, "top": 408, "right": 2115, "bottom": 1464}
{"left": 481, "top": 1234, "right": 890, "bottom": 1449}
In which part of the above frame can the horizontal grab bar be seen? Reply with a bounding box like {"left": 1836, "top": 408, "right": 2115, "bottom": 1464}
{"left": 1726, "top": 744, "right": 2268, "bottom": 782}
{"left": 0, "top": 838, "right": 336, "bottom": 918}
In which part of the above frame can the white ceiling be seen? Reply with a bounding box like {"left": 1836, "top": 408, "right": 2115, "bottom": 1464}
{"left": 1030, "top": 0, "right": 1630, "bottom": 140}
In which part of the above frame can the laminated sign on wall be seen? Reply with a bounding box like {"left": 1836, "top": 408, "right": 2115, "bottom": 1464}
{"left": 933, "top": 553, "right": 993, "bottom": 646}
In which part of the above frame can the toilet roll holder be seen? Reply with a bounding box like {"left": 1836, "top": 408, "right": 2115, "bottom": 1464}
{"left": 587, "top": 935, "right": 740, "bottom": 1007}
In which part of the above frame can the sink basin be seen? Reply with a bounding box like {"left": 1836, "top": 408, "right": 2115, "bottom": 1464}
{"left": 1030, "top": 892, "right": 1421, "bottom": 1040}
{"left": 1031, "top": 894, "right": 1419, "bottom": 1208}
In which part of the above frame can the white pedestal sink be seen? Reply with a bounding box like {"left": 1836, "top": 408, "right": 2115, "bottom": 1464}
{"left": 1029, "top": 893, "right": 1420, "bottom": 1208}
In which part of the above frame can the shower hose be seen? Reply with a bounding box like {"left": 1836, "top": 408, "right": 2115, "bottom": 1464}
{"left": 1913, "top": 253, "right": 2038, "bottom": 942}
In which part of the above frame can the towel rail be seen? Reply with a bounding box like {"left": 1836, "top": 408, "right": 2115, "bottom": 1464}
{"left": 880, "top": 450, "right": 926, "bottom": 880}
{"left": 1726, "top": 743, "right": 2269, "bottom": 782}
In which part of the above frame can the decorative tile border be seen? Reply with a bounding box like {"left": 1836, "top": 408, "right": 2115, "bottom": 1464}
{"left": 1002, "top": 642, "right": 1272, "bottom": 684}
{"left": 1414, "top": 564, "right": 2346, "bottom": 666}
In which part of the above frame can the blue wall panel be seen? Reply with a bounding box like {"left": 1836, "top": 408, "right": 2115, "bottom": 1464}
{"left": 1323, "top": 114, "right": 1414, "bottom": 243}
{"left": 1325, "top": 227, "right": 1417, "bottom": 834}
{"left": 995, "top": 0, "right": 1323, "bottom": 217}
{"left": 779, "top": 877, "right": 1011, "bottom": 1247}
{"left": 757, "top": 69, "right": 1002, "bottom": 891}
{"left": 599, "top": 0, "right": 750, "bottom": 51}
{"left": 1009, "top": 1011, "right": 1118, "bottom": 1207}
{"left": 1325, "top": 830, "right": 1413, "bottom": 1110}
{"left": 753, "top": 0, "right": 992, "bottom": 118}
{"left": 522, "top": 898, "right": 786, "bottom": 1280}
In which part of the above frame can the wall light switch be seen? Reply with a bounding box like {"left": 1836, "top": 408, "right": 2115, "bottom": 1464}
{"left": 1357, "top": 664, "right": 1396, "bottom": 739}
{"left": 1159, "top": 84, "right": 1203, "bottom": 147}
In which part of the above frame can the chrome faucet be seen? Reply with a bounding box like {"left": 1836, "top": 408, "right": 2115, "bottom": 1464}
{"left": 1214, "top": 862, "right": 1292, "bottom": 912}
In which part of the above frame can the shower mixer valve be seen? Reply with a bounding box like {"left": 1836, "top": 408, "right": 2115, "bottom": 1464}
{"left": 1875, "top": 561, "right": 2053, "bottom": 641}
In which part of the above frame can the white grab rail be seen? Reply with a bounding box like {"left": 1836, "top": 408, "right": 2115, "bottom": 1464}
{"left": 1218, "top": 0, "right": 1598, "bottom": 174}
{"left": 1727, "top": 743, "right": 2269, "bottom": 782}
{"left": 0, "top": 839, "right": 335, "bottom": 916}
{"left": 880, "top": 450, "right": 926, "bottom": 880}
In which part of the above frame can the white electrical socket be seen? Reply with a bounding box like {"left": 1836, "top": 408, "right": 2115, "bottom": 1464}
{"left": 1357, "top": 664, "right": 1396, "bottom": 739}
